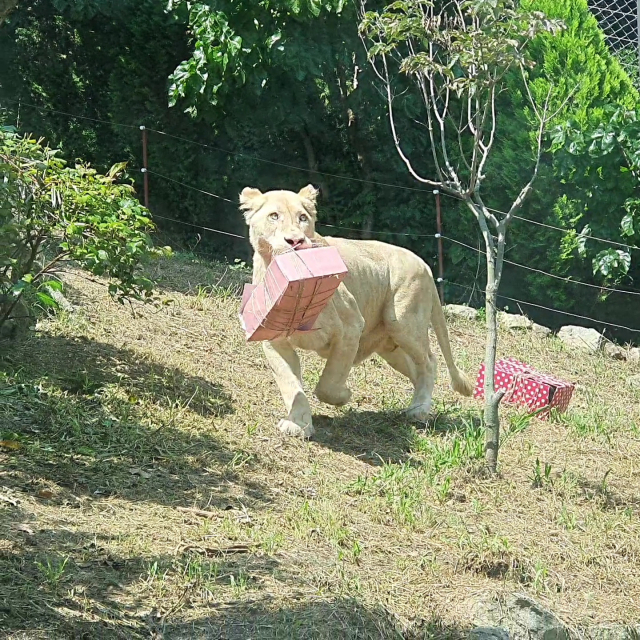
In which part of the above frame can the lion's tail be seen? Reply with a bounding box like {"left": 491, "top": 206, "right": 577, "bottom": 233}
{"left": 430, "top": 282, "right": 474, "bottom": 397}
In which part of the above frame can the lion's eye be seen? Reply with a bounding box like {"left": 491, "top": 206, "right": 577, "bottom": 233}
{"left": 299, "top": 214, "right": 309, "bottom": 223}
{"left": 268, "top": 212, "right": 279, "bottom": 221}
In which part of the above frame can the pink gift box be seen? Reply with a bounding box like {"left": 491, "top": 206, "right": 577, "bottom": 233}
{"left": 474, "top": 357, "right": 574, "bottom": 419}
{"left": 239, "top": 246, "right": 348, "bottom": 342}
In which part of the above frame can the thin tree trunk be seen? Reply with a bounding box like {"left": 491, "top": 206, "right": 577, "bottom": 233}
{"left": 483, "top": 256, "right": 500, "bottom": 473}
{"left": 335, "top": 65, "right": 375, "bottom": 238}
{"left": 472, "top": 200, "right": 505, "bottom": 474}
{"left": 0, "top": 0, "right": 17, "bottom": 25}
{"left": 300, "top": 128, "right": 328, "bottom": 201}
{"left": 484, "top": 243, "right": 509, "bottom": 473}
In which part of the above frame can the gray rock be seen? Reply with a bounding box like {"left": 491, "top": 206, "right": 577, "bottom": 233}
{"left": 558, "top": 325, "right": 603, "bottom": 353}
{"left": 626, "top": 374, "right": 640, "bottom": 390}
{"left": 532, "top": 323, "right": 552, "bottom": 338}
{"left": 0, "top": 299, "right": 33, "bottom": 341}
{"left": 628, "top": 348, "right": 640, "bottom": 366}
{"left": 499, "top": 312, "right": 533, "bottom": 330}
{"left": 584, "top": 624, "right": 640, "bottom": 640}
{"left": 470, "top": 627, "right": 510, "bottom": 640}
{"left": 444, "top": 304, "right": 478, "bottom": 321}
{"left": 472, "top": 594, "right": 568, "bottom": 640}
{"left": 50, "top": 288, "right": 74, "bottom": 312}
{"left": 604, "top": 341, "right": 626, "bottom": 360}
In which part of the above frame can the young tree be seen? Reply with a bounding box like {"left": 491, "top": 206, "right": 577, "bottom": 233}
{"left": 0, "top": 126, "right": 166, "bottom": 339}
{"left": 360, "top": 0, "right": 566, "bottom": 472}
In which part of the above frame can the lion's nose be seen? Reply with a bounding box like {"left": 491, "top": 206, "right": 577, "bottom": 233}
{"left": 285, "top": 236, "right": 306, "bottom": 249}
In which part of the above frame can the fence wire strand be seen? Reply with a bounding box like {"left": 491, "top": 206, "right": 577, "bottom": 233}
{"left": 3, "top": 96, "right": 638, "bottom": 254}
{"left": 144, "top": 169, "right": 236, "bottom": 203}
{"left": 146, "top": 128, "right": 433, "bottom": 194}
{"left": 442, "top": 235, "right": 640, "bottom": 297}
{"left": 3, "top": 96, "right": 640, "bottom": 333}
{"left": 445, "top": 281, "right": 640, "bottom": 333}
{"left": 0, "top": 97, "right": 138, "bottom": 129}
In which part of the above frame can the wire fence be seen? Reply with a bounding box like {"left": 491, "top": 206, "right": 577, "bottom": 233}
{"left": 445, "top": 281, "right": 640, "bottom": 334}
{"left": 4, "top": 96, "right": 640, "bottom": 251}
{"left": 589, "top": 0, "right": 639, "bottom": 86}
{"left": 2, "top": 96, "right": 640, "bottom": 335}
{"left": 143, "top": 170, "right": 640, "bottom": 334}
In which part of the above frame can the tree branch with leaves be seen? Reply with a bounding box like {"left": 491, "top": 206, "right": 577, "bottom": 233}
{"left": 0, "top": 126, "right": 169, "bottom": 340}
{"left": 360, "top": 0, "right": 566, "bottom": 472}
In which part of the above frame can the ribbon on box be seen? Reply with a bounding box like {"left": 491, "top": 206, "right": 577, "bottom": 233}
{"left": 239, "top": 245, "right": 348, "bottom": 341}
{"left": 258, "top": 256, "right": 324, "bottom": 335}
{"left": 474, "top": 357, "right": 574, "bottom": 418}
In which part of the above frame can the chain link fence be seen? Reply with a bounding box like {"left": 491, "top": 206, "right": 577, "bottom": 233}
{"left": 589, "top": 0, "right": 639, "bottom": 87}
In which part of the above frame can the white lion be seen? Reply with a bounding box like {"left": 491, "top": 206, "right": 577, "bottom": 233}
{"left": 240, "top": 184, "right": 474, "bottom": 438}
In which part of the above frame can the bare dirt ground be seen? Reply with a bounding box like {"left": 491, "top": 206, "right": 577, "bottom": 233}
{"left": 1, "top": 255, "right": 639, "bottom": 639}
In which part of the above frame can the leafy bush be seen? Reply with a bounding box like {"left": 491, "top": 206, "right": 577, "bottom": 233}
{"left": 550, "top": 105, "right": 640, "bottom": 284}
{"left": 0, "top": 125, "right": 166, "bottom": 338}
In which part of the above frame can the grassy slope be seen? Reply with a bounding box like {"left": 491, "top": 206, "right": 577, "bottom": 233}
{"left": 0, "top": 254, "right": 639, "bottom": 639}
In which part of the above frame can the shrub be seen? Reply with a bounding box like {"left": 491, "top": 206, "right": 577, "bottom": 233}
{"left": 0, "top": 125, "right": 166, "bottom": 338}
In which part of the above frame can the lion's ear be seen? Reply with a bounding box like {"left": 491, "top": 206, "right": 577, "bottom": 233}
{"left": 298, "top": 184, "right": 319, "bottom": 205}
{"left": 239, "top": 187, "right": 264, "bottom": 222}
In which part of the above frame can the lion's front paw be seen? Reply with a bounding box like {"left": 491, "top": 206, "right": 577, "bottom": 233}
{"left": 314, "top": 384, "right": 352, "bottom": 407}
{"left": 278, "top": 419, "right": 314, "bottom": 439}
{"left": 405, "top": 403, "right": 432, "bottom": 423}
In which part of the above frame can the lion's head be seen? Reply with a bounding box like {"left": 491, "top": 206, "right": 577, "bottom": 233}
{"left": 239, "top": 185, "right": 319, "bottom": 259}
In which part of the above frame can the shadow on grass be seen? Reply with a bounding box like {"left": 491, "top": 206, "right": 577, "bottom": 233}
{"left": 0, "top": 332, "right": 271, "bottom": 512}
{"left": 0, "top": 517, "right": 468, "bottom": 639}
{"left": 312, "top": 410, "right": 417, "bottom": 465}
{"left": 0, "top": 518, "right": 277, "bottom": 639}
{"left": 313, "top": 404, "right": 483, "bottom": 466}
{"left": 3, "top": 333, "right": 234, "bottom": 419}
{"left": 164, "top": 599, "right": 468, "bottom": 639}
{"left": 576, "top": 475, "right": 640, "bottom": 511}
{"left": 143, "top": 254, "right": 250, "bottom": 298}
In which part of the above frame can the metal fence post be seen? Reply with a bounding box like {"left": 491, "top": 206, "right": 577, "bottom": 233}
{"left": 434, "top": 189, "right": 445, "bottom": 304}
{"left": 140, "top": 125, "right": 149, "bottom": 209}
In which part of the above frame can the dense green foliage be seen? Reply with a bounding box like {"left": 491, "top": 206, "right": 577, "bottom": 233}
{"left": 0, "top": 0, "right": 638, "bottom": 339}
{"left": 485, "top": 0, "right": 639, "bottom": 324}
{"left": 0, "top": 125, "right": 163, "bottom": 338}
{"left": 551, "top": 105, "right": 640, "bottom": 279}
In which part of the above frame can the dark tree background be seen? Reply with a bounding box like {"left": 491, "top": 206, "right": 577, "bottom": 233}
{"left": 0, "top": 0, "right": 638, "bottom": 341}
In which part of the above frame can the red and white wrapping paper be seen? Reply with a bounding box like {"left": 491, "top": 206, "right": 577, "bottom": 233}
{"left": 239, "top": 246, "right": 348, "bottom": 342}
{"left": 474, "top": 357, "right": 574, "bottom": 419}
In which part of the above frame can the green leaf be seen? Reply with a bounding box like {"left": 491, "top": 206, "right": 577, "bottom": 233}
{"left": 576, "top": 225, "right": 591, "bottom": 257}
{"left": 43, "top": 280, "right": 63, "bottom": 292}
{"left": 308, "top": 0, "right": 322, "bottom": 17}
{"left": 621, "top": 212, "right": 635, "bottom": 237}
{"left": 592, "top": 249, "right": 631, "bottom": 278}
{"left": 601, "top": 129, "right": 616, "bottom": 154}
{"left": 36, "top": 292, "right": 58, "bottom": 309}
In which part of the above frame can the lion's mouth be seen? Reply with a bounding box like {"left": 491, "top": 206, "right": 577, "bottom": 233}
{"left": 271, "top": 240, "right": 313, "bottom": 255}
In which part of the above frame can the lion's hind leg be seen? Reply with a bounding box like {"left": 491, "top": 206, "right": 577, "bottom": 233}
{"left": 380, "top": 283, "right": 438, "bottom": 421}
{"left": 378, "top": 346, "right": 436, "bottom": 422}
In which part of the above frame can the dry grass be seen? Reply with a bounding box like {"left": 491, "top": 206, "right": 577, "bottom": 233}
{"left": 0, "top": 253, "right": 639, "bottom": 639}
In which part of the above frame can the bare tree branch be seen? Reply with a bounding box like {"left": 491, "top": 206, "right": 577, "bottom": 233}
{"left": 416, "top": 74, "right": 447, "bottom": 183}
{"left": 381, "top": 56, "right": 442, "bottom": 189}
{"left": 473, "top": 82, "right": 498, "bottom": 195}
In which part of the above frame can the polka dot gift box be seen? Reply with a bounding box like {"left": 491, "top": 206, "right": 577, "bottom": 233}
{"left": 239, "top": 246, "right": 348, "bottom": 342}
{"left": 473, "top": 357, "right": 575, "bottom": 419}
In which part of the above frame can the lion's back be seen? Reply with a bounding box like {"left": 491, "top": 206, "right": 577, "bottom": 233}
{"left": 322, "top": 236, "right": 433, "bottom": 320}
{"left": 323, "top": 236, "right": 431, "bottom": 283}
